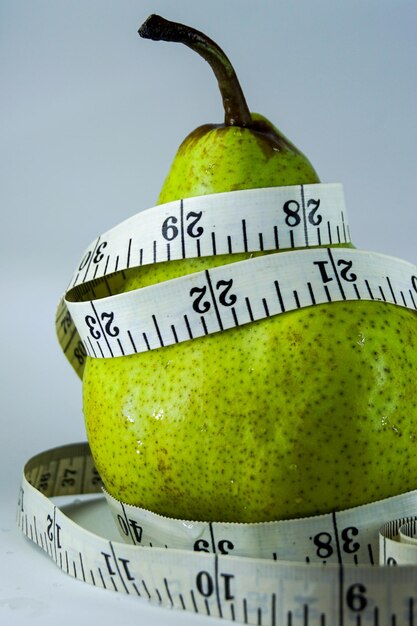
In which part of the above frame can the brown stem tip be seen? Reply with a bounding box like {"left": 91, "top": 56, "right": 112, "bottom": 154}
{"left": 138, "top": 14, "right": 252, "bottom": 127}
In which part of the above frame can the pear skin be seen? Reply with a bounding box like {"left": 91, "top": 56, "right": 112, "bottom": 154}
{"left": 158, "top": 114, "right": 319, "bottom": 203}
{"left": 83, "top": 300, "right": 417, "bottom": 522}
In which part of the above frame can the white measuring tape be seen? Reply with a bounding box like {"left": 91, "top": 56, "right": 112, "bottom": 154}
{"left": 57, "top": 183, "right": 349, "bottom": 377}
{"left": 18, "top": 443, "right": 417, "bottom": 624}
{"left": 65, "top": 246, "right": 417, "bottom": 363}
{"left": 20, "top": 183, "right": 417, "bottom": 623}
{"left": 56, "top": 183, "right": 417, "bottom": 377}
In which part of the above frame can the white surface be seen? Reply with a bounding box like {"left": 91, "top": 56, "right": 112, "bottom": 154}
{"left": 1, "top": 1, "right": 416, "bottom": 625}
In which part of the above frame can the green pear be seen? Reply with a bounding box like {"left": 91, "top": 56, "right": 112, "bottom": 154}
{"left": 82, "top": 15, "right": 417, "bottom": 523}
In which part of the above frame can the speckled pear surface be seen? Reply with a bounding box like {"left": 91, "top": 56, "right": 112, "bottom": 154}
{"left": 82, "top": 15, "right": 417, "bottom": 523}
{"left": 157, "top": 113, "right": 318, "bottom": 202}
{"left": 84, "top": 298, "right": 417, "bottom": 522}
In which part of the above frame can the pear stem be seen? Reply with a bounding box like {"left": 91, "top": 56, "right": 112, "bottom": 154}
{"left": 139, "top": 14, "right": 252, "bottom": 127}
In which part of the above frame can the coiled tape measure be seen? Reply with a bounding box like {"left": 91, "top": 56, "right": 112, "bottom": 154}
{"left": 19, "top": 183, "right": 417, "bottom": 624}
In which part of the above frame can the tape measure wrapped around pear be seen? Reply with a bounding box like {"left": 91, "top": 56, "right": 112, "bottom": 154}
{"left": 82, "top": 15, "right": 417, "bottom": 523}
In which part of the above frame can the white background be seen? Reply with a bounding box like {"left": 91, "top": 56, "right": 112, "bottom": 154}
{"left": 1, "top": 1, "right": 416, "bottom": 625}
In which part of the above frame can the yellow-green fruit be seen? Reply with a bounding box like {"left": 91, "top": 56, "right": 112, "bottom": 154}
{"left": 82, "top": 15, "right": 417, "bottom": 523}
{"left": 82, "top": 104, "right": 326, "bottom": 523}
